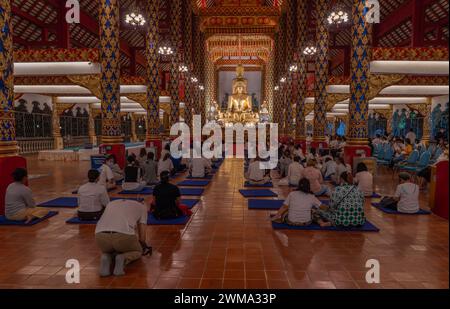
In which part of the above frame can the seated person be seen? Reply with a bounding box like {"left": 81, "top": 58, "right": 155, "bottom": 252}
{"left": 354, "top": 162, "right": 374, "bottom": 197}
{"left": 293, "top": 144, "right": 305, "bottom": 162}
{"left": 158, "top": 153, "right": 175, "bottom": 177}
{"left": 316, "top": 172, "right": 366, "bottom": 227}
{"left": 122, "top": 156, "right": 147, "bottom": 192}
{"left": 245, "top": 156, "right": 271, "bottom": 185}
{"left": 388, "top": 172, "right": 420, "bottom": 214}
{"left": 142, "top": 152, "right": 158, "bottom": 185}
{"left": 152, "top": 171, "right": 192, "bottom": 219}
{"left": 78, "top": 169, "right": 110, "bottom": 221}
{"left": 279, "top": 150, "right": 292, "bottom": 178}
{"left": 98, "top": 156, "right": 117, "bottom": 190}
{"left": 160, "top": 143, "right": 170, "bottom": 161}
{"left": 5, "top": 168, "right": 49, "bottom": 223}
{"left": 95, "top": 199, "right": 150, "bottom": 277}
{"left": 333, "top": 157, "right": 352, "bottom": 186}
{"left": 109, "top": 155, "right": 124, "bottom": 182}
{"left": 137, "top": 148, "right": 147, "bottom": 167}
{"left": 272, "top": 178, "right": 328, "bottom": 227}
{"left": 287, "top": 156, "right": 304, "bottom": 186}
{"left": 302, "top": 159, "right": 329, "bottom": 196}
{"left": 321, "top": 157, "right": 337, "bottom": 180}
{"left": 189, "top": 157, "right": 211, "bottom": 178}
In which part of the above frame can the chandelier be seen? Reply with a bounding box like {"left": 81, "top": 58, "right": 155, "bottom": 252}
{"left": 274, "top": 85, "right": 280, "bottom": 91}
{"left": 179, "top": 64, "right": 188, "bottom": 73}
{"left": 158, "top": 45, "right": 174, "bottom": 55}
{"left": 327, "top": 3, "right": 349, "bottom": 26}
{"left": 289, "top": 64, "right": 298, "bottom": 72}
{"left": 280, "top": 77, "right": 286, "bottom": 83}
{"left": 199, "top": 85, "right": 205, "bottom": 91}
{"left": 191, "top": 76, "right": 198, "bottom": 83}
{"left": 303, "top": 43, "right": 317, "bottom": 56}
{"left": 124, "top": 1, "right": 146, "bottom": 27}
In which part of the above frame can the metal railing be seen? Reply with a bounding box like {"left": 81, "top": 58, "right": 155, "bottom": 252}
{"left": 17, "top": 138, "right": 55, "bottom": 154}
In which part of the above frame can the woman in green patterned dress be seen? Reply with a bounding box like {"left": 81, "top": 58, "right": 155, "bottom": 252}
{"left": 314, "top": 172, "right": 366, "bottom": 227}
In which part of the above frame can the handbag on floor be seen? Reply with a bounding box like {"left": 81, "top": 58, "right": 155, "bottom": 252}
{"left": 378, "top": 197, "right": 398, "bottom": 209}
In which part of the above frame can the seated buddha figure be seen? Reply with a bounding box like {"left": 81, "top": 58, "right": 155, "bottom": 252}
{"left": 227, "top": 65, "right": 253, "bottom": 123}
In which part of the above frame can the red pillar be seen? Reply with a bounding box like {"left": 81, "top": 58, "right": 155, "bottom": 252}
{"left": 411, "top": 0, "right": 425, "bottom": 47}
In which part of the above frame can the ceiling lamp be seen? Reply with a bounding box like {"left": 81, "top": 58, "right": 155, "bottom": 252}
{"left": 280, "top": 77, "right": 286, "bottom": 83}
{"left": 289, "top": 64, "right": 298, "bottom": 72}
{"left": 179, "top": 65, "right": 188, "bottom": 73}
{"left": 327, "top": 3, "right": 349, "bottom": 27}
{"left": 303, "top": 43, "right": 317, "bottom": 56}
{"left": 158, "top": 45, "right": 174, "bottom": 55}
{"left": 199, "top": 85, "right": 205, "bottom": 91}
{"left": 124, "top": 2, "right": 146, "bottom": 27}
{"left": 191, "top": 76, "right": 198, "bottom": 83}
{"left": 274, "top": 86, "right": 280, "bottom": 91}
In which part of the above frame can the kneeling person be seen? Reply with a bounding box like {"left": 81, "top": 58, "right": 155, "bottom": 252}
{"left": 78, "top": 169, "right": 110, "bottom": 221}
{"left": 95, "top": 199, "right": 150, "bottom": 277}
{"left": 245, "top": 157, "right": 271, "bottom": 185}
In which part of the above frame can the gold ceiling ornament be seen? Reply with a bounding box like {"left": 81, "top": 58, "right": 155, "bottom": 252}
{"left": 125, "top": 93, "right": 148, "bottom": 110}
{"left": 54, "top": 102, "right": 76, "bottom": 115}
{"left": 304, "top": 103, "right": 315, "bottom": 116}
{"left": 67, "top": 74, "right": 101, "bottom": 99}
{"left": 326, "top": 93, "right": 350, "bottom": 112}
{"left": 366, "top": 73, "right": 405, "bottom": 100}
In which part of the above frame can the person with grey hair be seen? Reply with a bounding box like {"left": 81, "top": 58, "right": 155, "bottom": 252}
{"left": 388, "top": 172, "right": 420, "bottom": 214}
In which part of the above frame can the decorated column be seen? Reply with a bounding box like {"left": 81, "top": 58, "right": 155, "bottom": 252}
{"left": 204, "top": 56, "right": 215, "bottom": 122}
{"left": 0, "top": 0, "right": 27, "bottom": 215}
{"left": 99, "top": 0, "right": 125, "bottom": 168}
{"left": 130, "top": 113, "right": 137, "bottom": 142}
{"left": 199, "top": 32, "right": 207, "bottom": 124}
{"left": 278, "top": 13, "right": 287, "bottom": 137}
{"left": 169, "top": 0, "right": 183, "bottom": 131}
{"left": 87, "top": 104, "right": 97, "bottom": 146}
{"left": 295, "top": 0, "right": 308, "bottom": 150}
{"left": 183, "top": 0, "right": 193, "bottom": 129}
{"left": 145, "top": 0, "right": 162, "bottom": 156}
{"left": 264, "top": 50, "right": 275, "bottom": 121}
{"left": 52, "top": 98, "right": 64, "bottom": 150}
{"left": 273, "top": 33, "right": 281, "bottom": 127}
{"left": 284, "top": 0, "right": 296, "bottom": 138}
{"left": 193, "top": 15, "right": 202, "bottom": 117}
{"left": 344, "top": 0, "right": 373, "bottom": 164}
{"left": 312, "top": 0, "right": 329, "bottom": 149}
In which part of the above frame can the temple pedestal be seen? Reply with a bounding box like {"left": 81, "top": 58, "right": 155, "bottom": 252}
{"left": 99, "top": 144, "right": 126, "bottom": 169}
{"left": 344, "top": 144, "right": 372, "bottom": 166}
{"left": 0, "top": 156, "right": 27, "bottom": 215}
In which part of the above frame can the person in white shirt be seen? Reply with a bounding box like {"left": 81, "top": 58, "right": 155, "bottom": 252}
{"left": 353, "top": 162, "right": 374, "bottom": 197}
{"left": 109, "top": 154, "right": 124, "bottom": 182}
{"left": 293, "top": 144, "right": 305, "bottom": 162}
{"left": 278, "top": 150, "right": 292, "bottom": 177}
{"left": 158, "top": 153, "right": 175, "bottom": 177}
{"left": 95, "top": 199, "right": 150, "bottom": 277}
{"left": 389, "top": 172, "right": 420, "bottom": 214}
{"left": 98, "top": 156, "right": 117, "bottom": 190}
{"left": 405, "top": 129, "right": 417, "bottom": 145}
{"left": 321, "top": 157, "right": 337, "bottom": 180}
{"left": 272, "top": 178, "right": 328, "bottom": 226}
{"left": 189, "top": 157, "right": 211, "bottom": 178}
{"left": 245, "top": 157, "right": 271, "bottom": 185}
{"left": 122, "top": 156, "right": 147, "bottom": 192}
{"left": 287, "top": 156, "right": 304, "bottom": 186}
{"left": 160, "top": 143, "right": 170, "bottom": 161}
{"left": 78, "top": 169, "right": 110, "bottom": 221}
{"left": 333, "top": 157, "right": 352, "bottom": 186}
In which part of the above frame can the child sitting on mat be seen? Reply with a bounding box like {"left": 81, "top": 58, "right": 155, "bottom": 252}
{"left": 78, "top": 169, "right": 110, "bottom": 221}
{"left": 151, "top": 171, "right": 192, "bottom": 219}
{"left": 122, "top": 156, "right": 147, "bottom": 192}
{"left": 98, "top": 155, "right": 117, "bottom": 191}
{"left": 5, "top": 168, "right": 50, "bottom": 223}
{"left": 271, "top": 178, "right": 329, "bottom": 227}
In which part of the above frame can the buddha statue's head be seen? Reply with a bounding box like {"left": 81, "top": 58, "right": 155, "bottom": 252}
{"left": 233, "top": 80, "right": 247, "bottom": 95}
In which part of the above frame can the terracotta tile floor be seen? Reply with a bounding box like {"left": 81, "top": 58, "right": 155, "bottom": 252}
{"left": 0, "top": 155, "right": 448, "bottom": 289}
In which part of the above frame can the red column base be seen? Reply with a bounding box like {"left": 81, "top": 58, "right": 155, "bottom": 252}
{"left": 0, "top": 156, "right": 27, "bottom": 216}
{"left": 432, "top": 161, "right": 449, "bottom": 220}
{"left": 146, "top": 138, "right": 163, "bottom": 160}
{"left": 343, "top": 145, "right": 372, "bottom": 166}
{"left": 99, "top": 144, "right": 126, "bottom": 169}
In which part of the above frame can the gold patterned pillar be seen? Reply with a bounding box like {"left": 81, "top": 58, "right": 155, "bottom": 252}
{"left": 88, "top": 104, "right": 97, "bottom": 146}
{"left": 184, "top": 0, "right": 193, "bottom": 128}
{"left": 99, "top": 0, "right": 122, "bottom": 145}
{"left": 169, "top": 0, "right": 182, "bottom": 130}
{"left": 193, "top": 15, "right": 202, "bottom": 117}
{"left": 205, "top": 57, "right": 214, "bottom": 122}
{"left": 51, "top": 98, "right": 64, "bottom": 150}
{"left": 278, "top": 13, "right": 287, "bottom": 136}
{"left": 145, "top": 0, "right": 162, "bottom": 152}
{"left": 0, "top": 0, "right": 18, "bottom": 157}
{"left": 408, "top": 98, "right": 432, "bottom": 145}
{"left": 295, "top": 0, "right": 308, "bottom": 146}
{"left": 130, "top": 113, "right": 138, "bottom": 142}
{"left": 264, "top": 50, "right": 275, "bottom": 121}
{"left": 313, "top": 0, "right": 329, "bottom": 145}
{"left": 285, "top": 0, "right": 296, "bottom": 138}
{"left": 199, "top": 32, "right": 207, "bottom": 124}
{"left": 273, "top": 33, "right": 281, "bottom": 127}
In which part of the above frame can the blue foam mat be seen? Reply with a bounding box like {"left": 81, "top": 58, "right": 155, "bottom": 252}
{"left": 118, "top": 187, "right": 154, "bottom": 195}
{"left": 248, "top": 199, "right": 329, "bottom": 210}
{"left": 0, "top": 211, "right": 58, "bottom": 226}
{"left": 187, "top": 175, "right": 214, "bottom": 180}
{"left": 66, "top": 217, "right": 98, "bottom": 225}
{"left": 147, "top": 213, "right": 190, "bottom": 225}
{"left": 244, "top": 182, "right": 274, "bottom": 188}
{"left": 177, "top": 180, "right": 211, "bottom": 187}
{"left": 180, "top": 188, "right": 205, "bottom": 196}
{"left": 38, "top": 197, "right": 78, "bottom": 208}
{"left": 272, "top": 220, "right": 380, "bottom": 232}
{"left": 182, "top": 199, "right": 200, "bottom": 209}
{"left": 239, "top": 189, "right": 278, "bottom": 198}
{"left": 371, "top": 203, "right": 431, "bottom": 215}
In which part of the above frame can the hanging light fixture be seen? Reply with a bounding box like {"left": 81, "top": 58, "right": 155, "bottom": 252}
{"left": 327, "top": 2, "right": 350, "bottom": 27}
{"left": 280, "top": 77, "right": 286, "bottom": 83}
{"left": 274, "top": 85, "right": 280, "bottom": 91}
{"left": 289, "top": 64, "right": 298, "bottom": 72}
{"left": 199, "top": 85, "right": 205, "bottom": 91}
{"left": 179, "top": 64, "right": 188, "bottom": 73}
{"left": 158, "top": 43, "right": 174, "bottom": 55}
{"left": 191, "top": 76, "right": 198, "bottom": 83}
{"left": 124, "top": 1, "right": 146, "bottom": 27}
{"left": 303, "top": 42, "right": 317, "bottom": 56}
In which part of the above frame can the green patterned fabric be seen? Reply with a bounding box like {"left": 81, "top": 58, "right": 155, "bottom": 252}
{"left": 324, "top": 184, "right": 366, "bottom": 227}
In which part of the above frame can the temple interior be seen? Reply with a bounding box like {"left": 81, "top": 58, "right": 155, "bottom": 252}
{"left": 0, "top": 0, "right": 448, "bottom": 290}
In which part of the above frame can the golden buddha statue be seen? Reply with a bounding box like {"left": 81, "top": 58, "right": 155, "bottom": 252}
{"left": 224, "top": 64, "right": 258, "bottom": 124}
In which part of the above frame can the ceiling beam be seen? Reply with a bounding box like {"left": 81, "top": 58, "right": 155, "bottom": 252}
{"left": 11, "top": 5, "right": 57, "bottom": 30}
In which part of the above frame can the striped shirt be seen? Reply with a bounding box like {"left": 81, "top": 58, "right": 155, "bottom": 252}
{"left": 5, "top": 182, "right": 36, "bottom": 218}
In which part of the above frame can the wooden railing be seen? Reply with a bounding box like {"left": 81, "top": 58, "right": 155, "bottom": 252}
{"left": 17, "top": 138, "right": 55, "bottom": 154}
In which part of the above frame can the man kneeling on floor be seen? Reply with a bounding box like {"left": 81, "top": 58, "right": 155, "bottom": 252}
{"left": 95, "top": 198, "right": 151, "bottom": 276}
